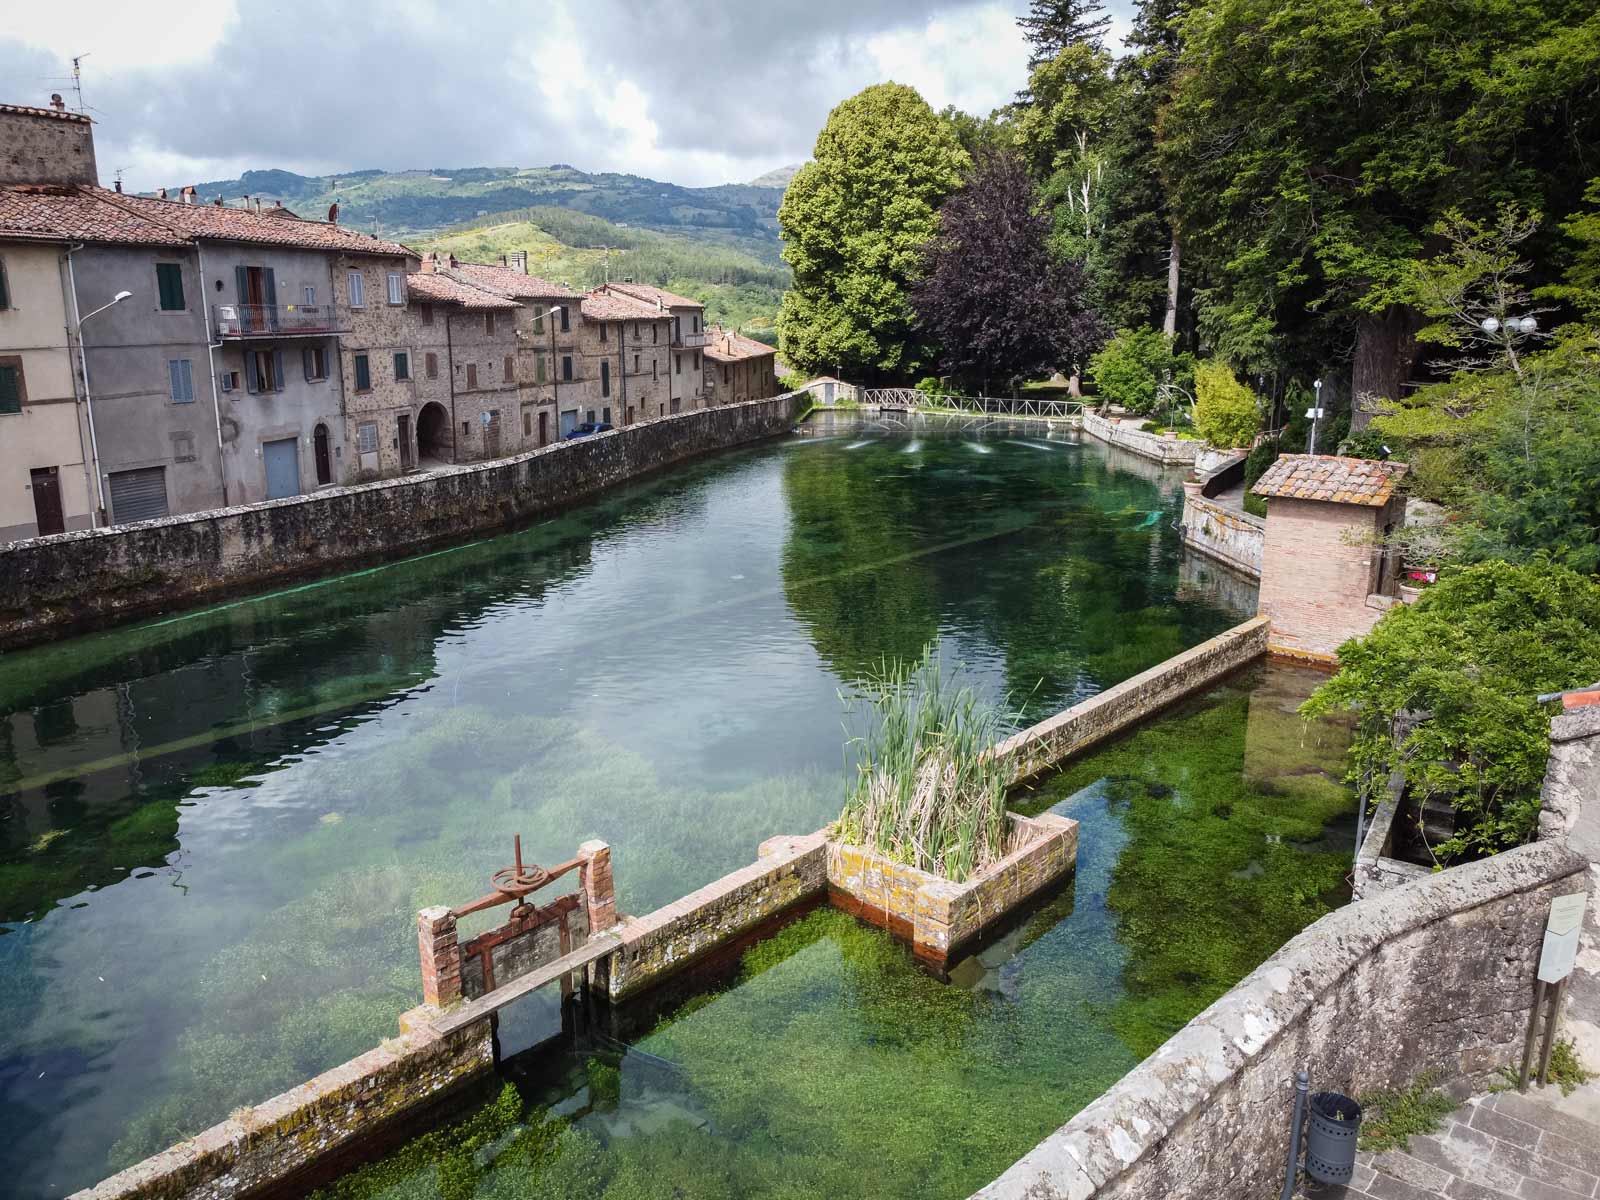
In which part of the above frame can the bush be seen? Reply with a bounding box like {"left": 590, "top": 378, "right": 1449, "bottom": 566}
{"left": 1087, "top": 328, "right": 1193, "bottom": 416}
{"left": 1303, "top": 560, "right": 1600, "bottom": 860}
{"left": 1192, "top": 361, "right": 1262, "bottom": 449}
{"left": 1339, "top": 429, "right": 1392, "bottom": 460}
{"left": 835, "top": 650, "right": 1012, "bottom": 883}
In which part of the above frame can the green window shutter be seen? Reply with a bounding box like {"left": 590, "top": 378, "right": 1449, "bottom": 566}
{"left": 263, "top": 268, "right": 277, "bottom": 308}
{"left": 157, "top": 263, "right": 185, "bottom": 310}
{"left": 0, "top": 259, "right": 10, "bottom": 309}
{"left": 0, "top": 364, "right": 19, "bottom": 413}
{"left": 355, "top": 354, "right": 370, "bottom": 391}
{"left": 394, "top": 352, "right": 409, "bottom": 381}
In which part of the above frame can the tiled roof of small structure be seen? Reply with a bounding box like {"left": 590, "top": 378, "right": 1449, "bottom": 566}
{"left": 0, "top": 186, "right": 189, "bottom": 246}
{"left": 450, "top": 262, "right": 576, "bottom": 300}
{"left": 580, "top": 285, "right": 665, "bottom": 321}
{"left": 704, "top": 325, "right": 776, "bottom": 362}
{"left": 609, "top": 281, "right": 704, "bottom": 310}
{"left": 406, "top": 271, "right": 518, "bottom": 310}
{"left": 1251, "top": 454, "right": 1408, "bottom": 507}
{"left": 89, "top": 188, "right": 413, "bottom": 256}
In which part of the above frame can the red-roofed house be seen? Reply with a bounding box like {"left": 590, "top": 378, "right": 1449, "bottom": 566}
{"left": 609, "top": 282, "right": 708, "bottom": 411}
{"left": 703, "top": 325, "right": 779, "bottom": 407}
{"left": 570, "top": 284, "right": 674, "bottom": 430}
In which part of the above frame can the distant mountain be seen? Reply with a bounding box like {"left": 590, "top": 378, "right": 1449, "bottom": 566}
{"left": 748, "top": 164, "right": 803, "bottom": 189}
{"left": 155, "top": 164, "right": 786, "bottom": 247}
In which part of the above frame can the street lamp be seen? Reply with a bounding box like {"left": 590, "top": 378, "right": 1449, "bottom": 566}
{"left": 77, "top": 289, "right": 134, "bottom": 526}
{"left": 1307, "top": 378, "right": 1324, "bottom": 455}
{"left": 1481, "top": 313, "right": 1539, "bottom": 379}
{"left": 545, "top": 304, "right": 566, "bottom": 438}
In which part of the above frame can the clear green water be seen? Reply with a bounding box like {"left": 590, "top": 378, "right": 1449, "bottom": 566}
{"left": 0, "top": 414, "right": 1258, "bottom": 1197}
{"left": 313, "top": 661, "right": 1355, "bottom": 1200}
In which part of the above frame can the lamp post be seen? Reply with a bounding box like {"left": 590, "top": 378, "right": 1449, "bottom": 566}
{"left": 1481, "top": 314, "right": 1537, "bottom": 379}
{"left": 546, "top": 304, "right": 566, "bottom": 435}
{"left": 1307, "top": 378, "right": 1324, "bottom": 455}
{"left": 76, "top": 288, "right": 133, "bottom": 527}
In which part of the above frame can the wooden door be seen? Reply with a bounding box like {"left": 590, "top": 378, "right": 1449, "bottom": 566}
{"left": 313, "top": 424, "right": 332, "bottom": 485}
{"left": 398, "top": 414, "right": 414, "bottom": 470}
{"left": 30, "top": 467, "right": 64, "bottom": 535}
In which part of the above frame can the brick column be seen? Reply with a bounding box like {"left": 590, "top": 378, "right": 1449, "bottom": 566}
{"left": 417, "top": 905, "right": 462, "bottom": 1009}
{"left": 579, "top": 840, "right": 616, "bottom": 932}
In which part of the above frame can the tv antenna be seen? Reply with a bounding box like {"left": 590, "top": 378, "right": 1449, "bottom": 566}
{"left": 71, "top": 54, "right": 89, "bottom": 112}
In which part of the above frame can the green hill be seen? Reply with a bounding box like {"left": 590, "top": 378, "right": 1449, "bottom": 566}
{"left": 418, "top": 207, "right": 788, "bottom": 335}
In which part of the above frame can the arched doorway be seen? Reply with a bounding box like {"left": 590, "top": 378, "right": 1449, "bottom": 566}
{"left": 313, "top": 424, "right": 332, "bottom": 486}
{"left": 417, "top": 401, "right": 452, "bottom": 465}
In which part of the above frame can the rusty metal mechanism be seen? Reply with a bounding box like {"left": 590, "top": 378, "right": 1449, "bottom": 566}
{"left": 452, "top": 834, "right": 583, "bottom": 918}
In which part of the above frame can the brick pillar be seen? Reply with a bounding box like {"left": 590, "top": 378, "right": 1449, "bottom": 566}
{"left": 579, "top": 840, "right": 616, "bottom": 932}
{"left": 417, "top": 905, "right": 462, "bottom": 1009}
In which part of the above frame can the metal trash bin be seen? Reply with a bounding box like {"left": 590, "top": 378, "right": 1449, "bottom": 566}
{"left": 1305, "top": 1091, "right": 1363, "bottom": 1185}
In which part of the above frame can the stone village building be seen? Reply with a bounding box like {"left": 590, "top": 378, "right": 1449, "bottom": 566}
{"left": 0, "top": 95, "right": 784, "bottom": 538}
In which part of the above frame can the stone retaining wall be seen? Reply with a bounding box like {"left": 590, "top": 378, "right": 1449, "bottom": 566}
{"left": 70, "top": 1019, "right": 494, "bottom": 1200}
{"left": 973, "top": 839, "right": 1588, "bottom": 1200}
{"left": 0, "top": 393, "right": 806, "bottom": 650}
{"left": 1179, "top": 488, "right": 1264, "bottom": 579}
{"left": 995, "top": 616, "right": 1271, "bottom": 785}
{"left": 1080, "top": 410, "right": 1204, "bottom": 467}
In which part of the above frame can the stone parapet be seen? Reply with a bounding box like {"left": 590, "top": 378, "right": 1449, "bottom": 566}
{"left": 994, "top": 616, "right": 1271, "bottom": 785}
{"left": 1081, "top": 410, "right": 1204, "bottom": 466}
{"left": 1178, "top": 491, "right": 1264, "bottom": 579}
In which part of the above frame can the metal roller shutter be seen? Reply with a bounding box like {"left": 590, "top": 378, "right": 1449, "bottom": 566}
{"left": 108, "top": 467, "right": 170, "bottom": 524}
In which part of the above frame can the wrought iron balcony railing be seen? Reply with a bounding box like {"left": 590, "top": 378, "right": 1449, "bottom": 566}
{"left": 213, "top": 303, "right": 348, "bottom": 339}
{"left": 673, "top": 330, "right": 709, "bottom": 349}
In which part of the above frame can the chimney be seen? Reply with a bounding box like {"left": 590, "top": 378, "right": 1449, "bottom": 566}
{"left": 448, "top": 253, "right": 459, "bottom": 268}
{"left": 421, "top": 251, "right": 437, "bottom": 274}
{"left": 0, "top": 94, "right": 99, "bottom": 187}
{"left": 50, "top": 93, "right": 66, "bottom": 111}
{"left": 509, "top": 250, "right": 528, "bottom": 274}
{"left": 181, "top": 185, "right": 196, "bottom": 205}
{"left": 156, "top": 187, "right": 167, "bottom": 200}
{"left": 114, "top": 179, "right": 122, "bottom": 192}
{"left": 215, "top": 195, "right": 224, "bottom": 206}
{"left": 327, "top": 201, "right": 339, "bottom": 223}
{"left": 499, "top": 254, "right": 507, "bottom": 267}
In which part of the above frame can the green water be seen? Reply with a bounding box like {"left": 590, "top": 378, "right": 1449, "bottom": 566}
{"left": 314, "top": 662, "right": 1355, "bottom": 1200}
{"left": 0, "top": 414, "right": 1254, "bottom": 1197}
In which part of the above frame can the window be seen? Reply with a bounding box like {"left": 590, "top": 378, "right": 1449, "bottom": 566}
{"left": 536, "top": 355, "right": 547, "bottom": 384}
{"left": 167, "top": 358, "right": 195, "bottom": 402}
{"left": 0, "top": 257, "right": 9, "bottom": 309}
{"left": 466, "top": 363, "right": 478, "bottom": 389}
{"left": 693, "top": 314, "right": 700, "bottom": 333}
{"left": 523, "top": 410, "right": 532, "bottom": 437}
{"left": 651, "top": 325, "right": 658, "bottom": 344}
{"left": 304, "top": 285, "right": 316, "bottom": 305}
{"left": 394, "top": 352, "right": 410, "bottom": 381}
{"left": 354, "top": 353, "right": 371, "bottom": 391}
{"left": 694, "top": 351, "right": 701, "bottom": 371}
{"left": 559, "top": 306, "right": 570, "bottom": 333}
{"left": 627, "top": 406, "right": 634, "bottom": 424}
{"left": 675, "top": 353, "right": 682, "bottom": 375}
{"left": 419, "top": 303, "right": 433, "bottom": 327}
{"left": 357, "top": 421, "right": 378, "bottom": 454}
{"left": 156, "top": 263, "right": 185, "bottom": 311}
{"left": 504, "top": 354, "right": 514, "bottom": 382}
{"left": 246, "top": 349, "right": 283, "bottom": 392}
{"left": 673, "top": 316, "right": 682, "bottom": 342}
{"left": 463, "top": 421, "right": 470, "bottom": 436}
{"left": 599, "top": 323, "right": 608, "bottom": 344}
{"left": 586, "top": 409, "right": 596, "bottom": 423}
{"left": 722, "top": 365, "right": 730, "bottom": 384}
{"left": 386, "top": 272, "right": 405, "bottom": 305}
{"left": 303, "top": 346, "right": 328, "bottom": 381}
{"left": 633, "top": 354, "right": 639, "bottom": 373}
{"left": 219, "top": 369, "right": 241, "bottom": 393}
{"left": 600, "top": 360, "right": 611, "bottom": 398}
{"left": 0, "top": 359, "right": 23, "bottom": 414}
{"left": 484, "top": 311, "right": 496, "bottom": 335}
{"left": 348, "top": 271, "right": 365, "bottom": 308}
{"left": 425, "top": 352, "right": 438, "bottom": 379}
{"left": 533, "top": 306, "right": 546, "bottom": 334}
{"left": 632, "top": 322, "right": 640, "bottom": 340}
{"left": 561, "top": 355, "right": 573, "bottom": 381}
{"left": 653, "top": 359, "right": 658, "bottom": 379}
{"left": 602, "top": 406, "right": 611, "bottom": 424}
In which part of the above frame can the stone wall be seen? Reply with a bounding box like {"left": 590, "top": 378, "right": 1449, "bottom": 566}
{"left": 0, "top": 105, "right": 98, "bottom": 186}
{"left": 70, "top": 1018, "right": 494, "bottom": 1200}
{"left": 602, "top": 830, "right": 829, "bottom": 1001}
{"left": 994, "top": 616, "right": 1272, "bottom": 785}
{"left": 1178, "top": 486, "right": 1264, "bottom": 578}
{"left": 973, "top": 839, "right": 1588, "bottom": 1200}
{"left": 0, "top": 391, "right": 805, "bottom": 649}
{"left": 1080, "top": 410, "right": 1203, "bottom": 467}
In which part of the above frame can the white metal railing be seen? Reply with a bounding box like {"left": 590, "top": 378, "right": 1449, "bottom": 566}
{"left": 861, "top": 388, "right": 1086, "bottom": 420}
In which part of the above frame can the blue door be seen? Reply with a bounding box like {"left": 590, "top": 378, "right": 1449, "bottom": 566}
{"left": 264, "top": 437, "right": 301, "bottom": 500}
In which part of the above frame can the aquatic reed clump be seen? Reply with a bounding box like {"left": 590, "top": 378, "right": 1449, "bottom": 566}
{"left": 835, "top": 651, "right": 1014, "bottom": 883}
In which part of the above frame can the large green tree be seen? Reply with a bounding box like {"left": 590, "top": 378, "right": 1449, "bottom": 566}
{"left": 1159, "top": 0, "right": 1600, "bottom": 426}
{"left": 777, "top": 84, "right": 969, "bottom": 382}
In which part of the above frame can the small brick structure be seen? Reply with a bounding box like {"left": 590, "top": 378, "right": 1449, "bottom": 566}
{"left": 827, "top": 812, "right": 1080, "bottom": 963}
{"left": 1253, "top": 454, "right": 1408, "bottom": 662}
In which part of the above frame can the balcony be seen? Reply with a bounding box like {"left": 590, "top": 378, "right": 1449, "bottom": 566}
{"left": 674, "top": 330, "right": 709, "bottom": 349}
{"left": 213, "top": 303, "right": 348, "bottom": 339}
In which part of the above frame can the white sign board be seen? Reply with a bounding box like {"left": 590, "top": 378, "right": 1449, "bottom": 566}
{"left": 1538, "top": 892, "right": 1587, "bottom": 984}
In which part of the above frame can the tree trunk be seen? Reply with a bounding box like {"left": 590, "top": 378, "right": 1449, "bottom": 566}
{"left": 1163, "top": 230, "right": 1180, "bottom": 339}
{"left": 1350, "top": 306, "right": 1422, "bottom": 431}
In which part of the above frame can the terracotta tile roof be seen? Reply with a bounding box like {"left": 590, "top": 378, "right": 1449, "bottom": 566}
{"left": 0, "top": 102, "right": 91, "bottom": 124}
{"left": 0, "top": 186, "right": 189, "bottom": 246}
{"left": 89, "top": 188, "right": 414, "bottom": 257}
{"left": 1251, "top": 454, "right": 1407, "bottom": 507}
{"left": 406, "top": 271, "right": 518, "bottom": 310}
{"left": 580, "top": 285, "right": 666, "bottom": 322}
{"left": 608, "top": 281, "right": 704, "bottom": 310}
{"left": 704, "top": 325, "right": 776, "bottom": 363}
{"left": 450, "top": 262, "right": 576, "bottom": 300}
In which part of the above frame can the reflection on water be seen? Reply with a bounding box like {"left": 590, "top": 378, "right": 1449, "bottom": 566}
{"left": 0, "top": 414, "right": 1250, "bottom": 1197}
{"left": 315, "top": 660, "right": 1353, "bottom": 1200}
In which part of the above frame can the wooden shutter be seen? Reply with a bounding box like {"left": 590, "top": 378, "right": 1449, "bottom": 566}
{"left": 466, "top": 363, "right": 477, "bottom": 389}
{"left": 601, "top": 360, "right": 610, "bottom": 397}
{"left": 348, "top": 271, "right": 364, "bottom": 308}
{"left": 272, "top": 349, "right": 286, "bottom": 391}
{"left": 0, "top": 364, "right": 19, "bottom": 413}
{"left": 235, "top": 266, "right": 249, "bottom": 307}
{"left": 0, "top": 259, "right": 9, "bottom": 309}
{"left": 426, "top": 352, "right": 438, "bottom": 379}
{"left": 263, "top": 268, "right": 277, "bottom": 308}
{"left": 504, "top": 355, "right": 514, "bottom": 381}
{"left": 303, "top": 347, "right": 315, "bottom": 380}
{"left": 355, "top": 354, "right": 370, "bottom": 390}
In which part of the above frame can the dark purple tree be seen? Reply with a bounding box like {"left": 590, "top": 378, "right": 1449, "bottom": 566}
{"left": 913, "top": 150, "right": 1106, "bottom": 392}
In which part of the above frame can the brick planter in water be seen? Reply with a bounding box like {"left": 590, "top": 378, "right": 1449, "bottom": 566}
{"left": 824, "top": 811, "right": 1078, "bottom": 964}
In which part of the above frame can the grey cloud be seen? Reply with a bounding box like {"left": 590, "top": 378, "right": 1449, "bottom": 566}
{"left": 1, "top": 0, "right": 1016, "bottom": 188}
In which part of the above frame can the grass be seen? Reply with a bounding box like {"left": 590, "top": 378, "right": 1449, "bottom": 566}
{"left": 1359, "top": 1072, "right": 1456, "bottom": 1152}
{"left": 834, "top": 650, "right": 1013, "bottom": 882}
{"left": 1548, "top": 1038, "right": 1594, "bottom": 1096}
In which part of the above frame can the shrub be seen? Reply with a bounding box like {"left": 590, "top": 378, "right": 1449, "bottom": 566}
{"left": 1087, "top": 328, "right": 1193, "bottom": 417}
{"left": 1339, "top": 429, "right": 1392, "bottom": 460}
{"left": 1303, "top": 560, "right": 1600, "bottom": 860}
{"left": 1192, "top": 361, "right": 1261, "bottom": 449}
{"left": 835, "top": 650, "right": 1013, "bottom": 882}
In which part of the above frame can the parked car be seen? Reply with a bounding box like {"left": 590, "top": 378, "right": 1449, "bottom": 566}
{"left": 564, "top": 422, "right": 613, "bottom": 440}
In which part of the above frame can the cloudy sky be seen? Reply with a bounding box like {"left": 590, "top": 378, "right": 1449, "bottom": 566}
{"left": 2, "top": 0, "right": 1134, "bottom": 192}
